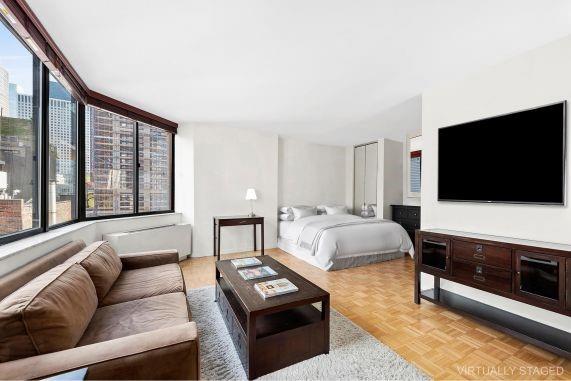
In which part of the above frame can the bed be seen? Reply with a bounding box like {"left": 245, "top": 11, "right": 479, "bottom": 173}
{"left": 278, "top": 214, "right": 414, "bottom": 271}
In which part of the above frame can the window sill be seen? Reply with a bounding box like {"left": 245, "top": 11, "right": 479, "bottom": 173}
{"left": 0, "top": 222, "right": 95, "bottom": 262}
{"left": 0, "top": 212, "right": 181, "bottom": 262}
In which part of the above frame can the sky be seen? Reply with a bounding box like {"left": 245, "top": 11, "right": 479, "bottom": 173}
{"left": 0, "top": 19, "right": 33, "bottom": 94}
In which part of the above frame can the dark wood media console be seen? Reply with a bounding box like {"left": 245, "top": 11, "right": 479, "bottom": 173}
{"left": 415, "top": 229, "right": 571, "bottom": 357}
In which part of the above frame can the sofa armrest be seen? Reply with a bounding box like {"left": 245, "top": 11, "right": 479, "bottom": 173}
{"left": 0, "top": 322, "right": 199, "bottom": 380}
{"left": 119, "top": 249, "right": 179, "bottom": 269}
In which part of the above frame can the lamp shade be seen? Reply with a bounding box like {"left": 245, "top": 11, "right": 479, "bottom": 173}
{"left": 245, "top": 188, "right": 257, "bottom": 201}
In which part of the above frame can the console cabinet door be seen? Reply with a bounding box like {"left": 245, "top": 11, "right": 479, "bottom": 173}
{"left": 420, "top": 236, "right": 451, "bottom": 275}
{"left": 515, "top": 250, "right": 565, "bottom": 308}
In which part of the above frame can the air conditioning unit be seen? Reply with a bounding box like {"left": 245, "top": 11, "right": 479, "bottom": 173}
{"left": 103, "top": 223, "right": 191, "bottom": 261}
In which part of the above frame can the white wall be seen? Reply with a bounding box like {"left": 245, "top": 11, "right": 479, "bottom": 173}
{"left": 345, "top": 146, "right": 354, "bottom": 211}
{"left": 177, "top": 124, "right": 279, "bottom": 257}
{"left": 175, "top": 124, "right": 195, "bottom": 228}
{"left": 402, "top": 132, "right": 422, "bottom": 206}
{"left": 376, "top": 139, "right": 403, "bottom": 219}
{"left": 421, "top": 34, "right": 571, "bottom": 331}
{"left": 278, "top": 137, "right": 347, "bottom": 208}
{"left": 380, "top": 139, "right": 404, "bottom": 219}
{"left": 400, "top": 97, "right": 423, "bottom": 206}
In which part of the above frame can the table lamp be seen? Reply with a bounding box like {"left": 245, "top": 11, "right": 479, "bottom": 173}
{"left": 245, "top": 188, "right": 257, "bottom": 217}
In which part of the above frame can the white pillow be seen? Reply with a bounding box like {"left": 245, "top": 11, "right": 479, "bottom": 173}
{"left": 279, "top": 213, "right": 294, "bottom": 221}
{"left": 325, "top": 205, "right": 348, "bottom": 215}
{"left": 279, "top": 205, "right": 312, "bottom": 214}
{"left": 292, "top": 207, "right": 317, "bottom": 220}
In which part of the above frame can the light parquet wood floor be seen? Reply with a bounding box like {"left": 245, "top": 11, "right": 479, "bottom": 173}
{"left": 180, "top": 249, "right": 570, "bottom": 380}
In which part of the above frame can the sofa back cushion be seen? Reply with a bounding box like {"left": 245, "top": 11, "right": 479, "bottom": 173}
{"left": 0, "top": 263, "right": 97, "bottom": 363}
{"left": 65, "top": 241, "right": 122, "bottom": 301}
{"left": 0, "top": 240, "right": 86, "bottom": 301}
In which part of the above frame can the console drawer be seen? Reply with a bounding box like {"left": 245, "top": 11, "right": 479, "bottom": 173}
{"left": 401, "top": 220, "right": 420, "bottom": 231}
{"left": 406, "top": 208, "right": 420, "bottom": 219}
{"left": 452, "top": 259, "right": 512, "bottom": 293}
{"left": 453, "top": 240, "right": 512, "bottom": 269}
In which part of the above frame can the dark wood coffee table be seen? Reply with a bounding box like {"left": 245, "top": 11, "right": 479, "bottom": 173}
{"left": 215, "top": 256, "right": 330, "bottom": 380}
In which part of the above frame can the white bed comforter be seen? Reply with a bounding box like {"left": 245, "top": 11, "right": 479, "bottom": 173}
{"left": 283, "top": 214, "right": 414, "bottom": 269}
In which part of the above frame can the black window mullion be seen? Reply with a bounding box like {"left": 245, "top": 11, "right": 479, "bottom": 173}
{"left": 40, "top": 64, "right": 50, "bottom": 232}
{"left": 134, "top": 121, "right": 139, "bottom": 214}
{"left": 171, "top": 134, "right": 175, "bottom": 211}
{"left": 77, "top": 103, "right": 86, "bottom": 221}
{"left": 31, "top": 56, "right": 43, "bottom": 233}
{"left": 70, "top": 96, "right": 79, "bottom": 223}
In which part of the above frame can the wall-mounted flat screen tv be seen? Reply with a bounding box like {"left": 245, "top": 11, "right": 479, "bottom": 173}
{"left": 438, "top": 102, "right": 566, "bottom": 205}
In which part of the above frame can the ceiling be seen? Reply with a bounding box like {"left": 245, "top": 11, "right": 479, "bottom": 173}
{"left": 26, "top": 0, "right": 571, "bottom": 145}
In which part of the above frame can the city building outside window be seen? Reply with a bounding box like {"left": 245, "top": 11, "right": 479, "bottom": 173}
{"left": 138, "top": 122, "right": 172, "bottom": 212}
{"left": 85, "top": 105, "right": 136, "bottom": 217}
{"left": 48, "top": 74, "right": 77, "bottom": 226}
{"left": 0, "top": 19, "right": 41, "bottom": 239}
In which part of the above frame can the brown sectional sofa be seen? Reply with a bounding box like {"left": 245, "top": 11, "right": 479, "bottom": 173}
{"left": 0, "top": 240, "right": 199, "bottom": 380}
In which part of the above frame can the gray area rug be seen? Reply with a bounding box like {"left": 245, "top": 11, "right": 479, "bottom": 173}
{"left": 188, "top": 287, "right": 428, "bottom": 380}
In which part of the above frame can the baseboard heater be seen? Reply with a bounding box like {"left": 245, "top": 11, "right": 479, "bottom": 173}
{"left": 103, "top": 223, "right": 191, "bottom": 261}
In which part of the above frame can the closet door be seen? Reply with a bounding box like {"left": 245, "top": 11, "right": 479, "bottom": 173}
{"left": 353, "top": 145, "right": 366, "bottom": 215}
{"left": 365, "top": 143, "right": 378, "bottom": 206}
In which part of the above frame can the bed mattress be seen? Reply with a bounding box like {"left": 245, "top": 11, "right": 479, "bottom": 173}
{"left": 277, "top": 214, "right": 413, "bottom": 271}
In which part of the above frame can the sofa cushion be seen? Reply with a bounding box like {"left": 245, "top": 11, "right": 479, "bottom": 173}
{"left": 78, "top": 293, "right": 190, "bottom": 346}
{"left": 100, "top": 264, "right": 185, "bottom": 307}
{"left": 0, "top": 240, "right": 86, "bottom": 301}
{"left": 66, "top": 241, "right": 122, "bottom": 301}
{"left": 0, "top": 263, "right": 98, "bottom": 363}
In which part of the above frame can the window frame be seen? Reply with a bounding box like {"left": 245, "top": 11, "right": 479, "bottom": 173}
{"left": 406, "top": 132, "right": 422, "bottom": 199}
{"left": 0, "top": 17, "right": 44, "bottom": 245}
{"left": 83, "top": 105, "right": 138, "bottom": 218}
{"left": 136, "top": 122, "right": 174, "bottom": 214}
{"left": 82, "top": 110, "right": 175, "bottom": 222}
{"left": 0, "top": 16, "right": 175, "bottom": 245}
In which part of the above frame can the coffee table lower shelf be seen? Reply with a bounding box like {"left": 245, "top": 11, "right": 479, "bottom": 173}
{"left": 216, "top": 277, "right": 329, "bottom": 379}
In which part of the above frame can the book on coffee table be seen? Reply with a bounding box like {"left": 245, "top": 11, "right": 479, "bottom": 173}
{"left": 231, "top": 257, "right": 262, "bottom": 269}
{"left": 254, "top": 278, "right": 298, "bottom": 299}
{"left": 238, "top": 266, "right": 277, "bottom": 280}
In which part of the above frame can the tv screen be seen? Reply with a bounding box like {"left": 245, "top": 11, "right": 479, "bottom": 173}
{"left": 438, "top": 102, "right": 566, "bottom": 204}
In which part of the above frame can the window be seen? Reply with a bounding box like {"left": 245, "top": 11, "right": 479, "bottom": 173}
{"left": 0, "top": 18, "right": 41, "bottom": 239}
{"left": 84, "top": 111, "right": 174, "bottom": 218}
{"left": 138, "top": 122, "right": 172, "bottom": 212}
{"left": 407, "top": 133, "right": 422, "bottom": 197}
{"left": 410, "top": 151, "right": 421, "bottom": 193}
{"left": 85, "top": 106, "right": 135, "bottom": 217}
{"left": 0, "top": 6, "right": 177, "bottom": 245}
{"left": 48, "top": 74, "right": 77, "bottom": 226}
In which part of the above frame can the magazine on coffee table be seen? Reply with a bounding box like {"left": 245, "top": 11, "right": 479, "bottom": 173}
{"left": 254, "top": 278, "right": 298, "bottom": 299}
{"left": 231, "top": 257, "right": 262, "bottom": 269}
{"left": 238, "top": 266, "right": 277, "bottom": 280}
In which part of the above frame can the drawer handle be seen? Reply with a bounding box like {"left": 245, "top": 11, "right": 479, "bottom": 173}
{"left": 239, "top": 220, "right": 248, "bottom": 224}
{"left": 473, "top": 275, "right": 486, "bottom": 282}
{"left": 473, "top": 253, "right": 485, "bottom": 261}
{"left": 475, "top": 244, "right": 483, "bottom": 253}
